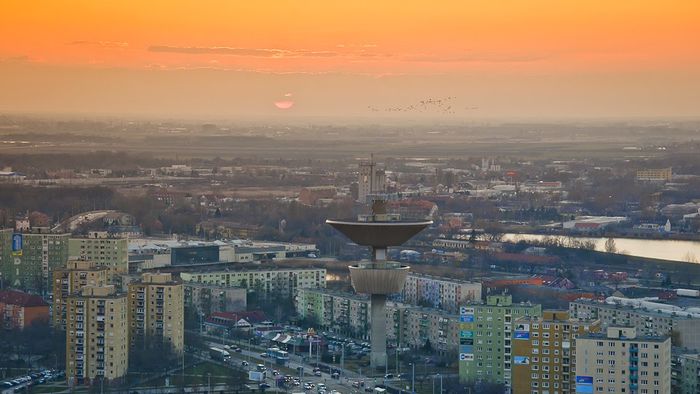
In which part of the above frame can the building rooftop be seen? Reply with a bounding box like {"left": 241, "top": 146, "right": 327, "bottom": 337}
{"left": 573, "top": 298, "right": 700, "bottom": 320}
{"left": 0, "top": 290, "right": 48, "bottom": 307}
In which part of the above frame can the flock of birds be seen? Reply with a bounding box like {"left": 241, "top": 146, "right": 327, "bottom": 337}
{"left": 367, "top": 96, "right": 479, "bottom": 114}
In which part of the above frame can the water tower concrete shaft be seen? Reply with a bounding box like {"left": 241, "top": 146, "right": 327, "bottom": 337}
{"left": 327, "top": 206, "right": 431, "bottom": 369}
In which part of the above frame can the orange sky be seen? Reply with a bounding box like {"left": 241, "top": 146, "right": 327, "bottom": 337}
{"left": 1, "top": 1, "right": 699, "bottom": 118}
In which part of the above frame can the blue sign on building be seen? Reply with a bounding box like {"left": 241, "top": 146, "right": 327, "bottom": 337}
{"left": 459, "top": 315, "right": 474, "bottom": 323}
{"left": 11, "top": 233, "right": 22, "bottom": 256}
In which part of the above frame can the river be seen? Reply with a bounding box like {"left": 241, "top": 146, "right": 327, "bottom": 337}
{"left": 503, "top": 233, "right": 700, "bottom": 263}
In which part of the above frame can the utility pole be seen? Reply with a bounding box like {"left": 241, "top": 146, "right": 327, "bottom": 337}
{"left": 340, "top": 343, "right": 345, "bottom": 384}
{"left": 208, "top": 372, "right": 211, "bottom": 394}
{"left": 411, "top": 363, "right": 415, "bottom": 394}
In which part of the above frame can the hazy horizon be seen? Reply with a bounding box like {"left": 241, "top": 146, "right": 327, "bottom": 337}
{"left": 2, "top": 1, "right": 699, "bottom": 121}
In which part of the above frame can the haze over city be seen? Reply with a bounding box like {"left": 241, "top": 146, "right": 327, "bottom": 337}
{"left": 1, "top": 1, "right": 699, "bottom": 119}
{"left": 2, "top": 2, "right": 700, "bottom": 394}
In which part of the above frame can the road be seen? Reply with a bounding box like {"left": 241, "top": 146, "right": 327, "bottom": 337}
{"left": 200, "top": 333, "right": 413, "bottom": 394}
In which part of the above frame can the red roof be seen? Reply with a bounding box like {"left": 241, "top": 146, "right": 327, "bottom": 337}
{"left": 0, "top": 290, "right": 48, "bottom": 307}
{"left": 209, "top": 310, "right": 267, "bottom": 324}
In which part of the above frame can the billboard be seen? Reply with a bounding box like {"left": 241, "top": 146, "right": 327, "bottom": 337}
{"left": 459, "top": 307, "right": 474, "bottom": 315}
{"left": 11, "top": 233, "right": 22, "bottom": 256}
{"left": 460, "top": 337, "right": 473, "bottom": 346}
{"left": 575, "top": 376, "right": 594, "bottom": 394}
{"left": 514, "top": 331, "right": 530, "bottom": 340}
{"left": 513, "top": 356, "right": 530, "bottom": 365}
{"left": 460, "top": 330, "right": 473, "bottom": 338}
{"left": 458, "top": 353, "right": 474, "bottom": 361}
{"left": 459, "top": 315, "right": 474, "bottom": 323}
{"left": 459, "top": 345, "right": 473, "bottom": 354}
{"left": 514, "top": 323, "right": 530, "bottom": 340}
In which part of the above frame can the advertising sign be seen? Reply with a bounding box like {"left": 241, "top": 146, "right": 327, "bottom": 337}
{"left": 460, "top": 330, "right": 473, "bottom": 338}
{"left": 459, "top": 315, "right": 474, "bottom": 323}
{"left": 514, "top": 323, "right": 530, "bottom": 340}
{"left": 459, "top": 345, "right": 473, "bottom": 354}
{"left": 575, "top": 385, "right": 594, "bottom": 394}
{"left": 513, "top": 356, "right": 530, "bottom": 365}
{"left": 575, "top": 376, "right": 594, "bottom": 394}
{"left": 459, "top": 307, "right": 474, "bottom": 315}
{"left": 11, "top": 233, "right": 22, "bottom": 256}
{"left": 514, "top": 331, "right": 530, "bottom": 340}
{"left": 460, "top": 337, "right": 473, "bottom": 346}
{"left": 458, "top": 353, "right": 474, "bottom": 361}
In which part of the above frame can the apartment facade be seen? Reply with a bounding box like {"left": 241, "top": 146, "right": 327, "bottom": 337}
{"left": 69, "top": 235, "right": 128, "bottom": 276}
{"left": 0, "top": 289, "right": 49, "bottom": 330}
{"left": 127, "top": 273, "right": 184, "bottom": 354}
{"left": 401, "top": 307, "right": 459, "bottom": 355}
{"left": 401, "top": 273, "right": 482, "bottom": 313}
{"left": 674, "top": 353, "right": 700, "bottom": 394}
{"left": 296, "top": 288, "right": 459, "bottom": 354}
{"left": 636, "top": 167, "right": 672, "bottom": 182}
{"left": 183, "top": 283, "right": 247, "bottom": 316}
{"left": 65, "top": 285, "right": 128, "bottom": 385}
{"left": 0, "top": 228, "right": 69, "bottom": 292}
{"left": 575, "top": 327, "right": 671, "bottom": 394}
{"left": 512, "top": 310, "right": 601, "bottom": 394}
{"left": 52, "top": 260, "right": 110, "bottom": 330}
{"left": 569, "top": 299, "right": 700, "bottom": 351}
{"left": 180, "top": 267, "right": 326, "bottom": 298}
{"left": 458, "top": 294, "right": 542, "bottom": 388}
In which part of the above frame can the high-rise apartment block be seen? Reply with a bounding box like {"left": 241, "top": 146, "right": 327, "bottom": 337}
{"left": 357, "top": 158, "right": 386, "bottom": 203}
{"left": 674, "top": 353, "right": 700, "bottom": 394}
{"left": 69, "top": 234, "right": 128, "bottom": 277}
{"left": 52, "top": 260, "right": 110, "bottom": 330}
{"left": 575, "top": 327, "right": 671, "bottom": 394}
{"left": 65, "top": 285, "right": 128, "bottom": 385}
{"left": 127, "top": 273, "right": 184, "bottom": 354}
{"left": 512, "top": 310, "right": 601, "bottom": 394}
{"left": 458, "top": 294, "right": 542, "bottom": 388}
{"left": 0, "top": 228, "right": 69, "bottom": 292}
{"left": 401, "top": 273, "right": 482, "bottom": 313}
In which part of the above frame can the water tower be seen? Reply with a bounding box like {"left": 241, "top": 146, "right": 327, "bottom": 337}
{"left": 327, "top": 199, "right": 431, "bottom": 368}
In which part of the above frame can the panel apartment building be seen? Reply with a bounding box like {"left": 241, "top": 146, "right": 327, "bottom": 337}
{"left": 52, "top": 260, "right": 110, "bottom": 330}
{"left": 65, "top": 285, "right": 128, "bottom": 385}
{"left": 570, "top": 299, "right": 700, "bottom": 351}
{"left": 0, "top": 228, "right": 69, "bottom": 292}
{"left": 512, "top": 310, "right": 601, "bottom": 394}
{"left": 180, "top": 267, "right": 326, "bottom": 298}
{"left": 575, "top": 327, "right": 671, "bottom": 394}
{"left": 69, "top": 233, "right": 129, "bottom": 277}
{"left": 297, "top": 288, "right": 460, "bottom": 355}
{"left": 127, "top": 273, "right": 184, "bottom": 354}
{"left": 458, "top": 294, "right": 542, "bottom": 388}
{"left": 401, "top": 273, "right": 482, "bottom": 313}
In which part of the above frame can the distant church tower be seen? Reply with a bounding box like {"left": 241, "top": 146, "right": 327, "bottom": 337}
{"left": 357, "top": 155, "right": 386, "bottom": 203}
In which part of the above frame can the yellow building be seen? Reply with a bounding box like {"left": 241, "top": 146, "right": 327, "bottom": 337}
{"left": 65, "top": 285, "right": 128, "bottom": 385}
{"left": 52, "top": 260, "right": 110, "bottom": 330}
{"left": 512, "top": 310, "right": 601, "bottom": 394}
{"left": 127, "top": 272, "right": 184, "bottom": 354}
{"left": 636, "top": 167, "right": 672, "bottom": 182}
{"left": 575, "top": 327, "right": 671, "bottom": 394}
